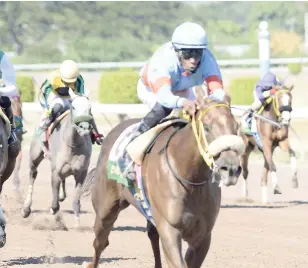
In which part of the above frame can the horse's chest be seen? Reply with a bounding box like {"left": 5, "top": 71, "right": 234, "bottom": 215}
{"left": 55, "top": 153, "right": 90, "bottom": 174}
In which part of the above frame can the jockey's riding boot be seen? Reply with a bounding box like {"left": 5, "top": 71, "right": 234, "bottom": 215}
{"left": 245, "top": 108, "right": 254, "bottom": 123}
{"left": 90, "top": 118, "right": 104, "bottom": 145}
{"left": 4, "top": 106, "right": 19, "bottom": 146}
{"left": 240, "top": 108, "right": 254, "bottom": 132}
{"left": 118, "top": 119, "right": 151, "bottom": 179}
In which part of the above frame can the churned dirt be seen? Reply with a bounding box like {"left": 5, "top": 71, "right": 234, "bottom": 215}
{"left": 0, "top": 150, "right": 308, "bottom": 268}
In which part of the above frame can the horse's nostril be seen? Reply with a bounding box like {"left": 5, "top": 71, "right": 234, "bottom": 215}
{"left": 235, "top": 166, "right": 242, "bottom": 177}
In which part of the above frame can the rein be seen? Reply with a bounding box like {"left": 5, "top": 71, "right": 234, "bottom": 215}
{"left": 257, "top": 89, "right": 290, "bottom": 120}
{"left": 163, "top": 102, "right": 230, "bottom": 186}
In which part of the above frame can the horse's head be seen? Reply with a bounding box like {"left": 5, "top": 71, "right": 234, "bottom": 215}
{"left": 194, "top": 88, "right": 244, "bottom": 186}
{"left": 272, "top": 85, "right": 293, "bottom": 126}
{"left": 69, "top": 88, "right": 93, "bottom": 136}
{"left": 0, "top": 206, "right": 6, "bottom": 248}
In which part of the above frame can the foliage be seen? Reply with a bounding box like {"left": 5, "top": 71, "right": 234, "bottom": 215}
{"left": 16, "top": 75, "right": 35, "bottom": 102}
{"left": 98, "top": 71, "right": 141, "bottom": 104}
{"left": 0, "top": 2, "right": 307, "bottom": 62}
{"left": 270, "top": 31, "right": 302, "bottom": 57}
{"left": 228, "top": 76, "right": 259, "bottom": 105}
{"left": 288, "top": 63, "right": 302, "bottom": 75}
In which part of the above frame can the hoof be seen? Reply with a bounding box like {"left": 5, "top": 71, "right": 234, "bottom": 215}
{"left": 21, "top": 207, "right": 31, "bottom": 218}
{"left": 273, "top": 186, "right": 282, "bottom": 195}
{"left": 0, "top": 235, "right": 6, "bottom": 248}
{"left": 59, "top": 196, "right": 66, "bottom": 202}
{"left": 82, "top": 262, "right": 92, "bottom": 268}
{"left": 49, "top": 207, "right": 59, "bottom": 215}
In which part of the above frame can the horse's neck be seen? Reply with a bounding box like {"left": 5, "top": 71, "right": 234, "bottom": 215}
{"left": 263, "top": 102, "right": 278, "bottom": 121}
{"left": 168, "top": 124, "right": 211, "bottom": 181}
{"left": 64, "top": 115, "right": 83, "bottom": 145}
{"left": 262, "top": 102, "right": 288, "bottom": 139}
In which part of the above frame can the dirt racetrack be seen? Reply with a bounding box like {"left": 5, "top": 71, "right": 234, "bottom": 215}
{"left": 0, "top": 148, "right": 308, "bottom": 268}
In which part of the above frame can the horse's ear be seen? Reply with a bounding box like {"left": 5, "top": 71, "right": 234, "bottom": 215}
{"left": 224, "top": 92, "right": 231, "bottom": 106}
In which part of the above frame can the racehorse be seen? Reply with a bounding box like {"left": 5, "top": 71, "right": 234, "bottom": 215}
{"left": 83, "top": 88, "right": 245, "bottom": 268}
{"left": 21, "top": 89, "right": 93, "bottom": 227}
{"left": 240, "top": 84, "right": 296, "bottom": 203}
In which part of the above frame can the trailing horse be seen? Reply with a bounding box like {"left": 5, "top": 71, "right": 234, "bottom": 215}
{"left": 21, "top": 89, "right": 93, "bottom": 227}
{"left": 240, "top": 85, "right": 296, "bottom": 203}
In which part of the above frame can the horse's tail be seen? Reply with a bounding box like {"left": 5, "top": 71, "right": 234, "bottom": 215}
{"left": 80, "top": 167, "right": 96, "bottom": 199}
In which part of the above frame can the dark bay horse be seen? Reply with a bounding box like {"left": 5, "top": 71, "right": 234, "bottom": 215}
{"left": 240, "top": 85, "right": 296, "bottom": 203}
{"left": 83, "top": 89, "right": 245, "bottom": 268}
{"left": 10, "top": 95, "right": 24, "bottom": 192}
{"left": 21, "top": 89, "right": 93, "bottom": 227}
{"left": 0, "top": 106, "right": 21, "bottom": 248}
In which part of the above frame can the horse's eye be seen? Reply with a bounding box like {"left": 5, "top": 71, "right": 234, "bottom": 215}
{"left": 204, "top": 125, "right": 210, "bottom": 133}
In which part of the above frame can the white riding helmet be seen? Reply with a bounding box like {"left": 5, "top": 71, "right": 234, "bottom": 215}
{"left": 60, "top": 59, "right": 79, "bottom": 83}
{"left": 172, "top": 22, "right": 208, "bottom": 49}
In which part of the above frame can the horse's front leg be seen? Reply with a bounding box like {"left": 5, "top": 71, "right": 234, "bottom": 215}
{"left": 157, "top": 219, "right": 186, "bottom": 268}
{"left": 262, "top": 139, "right": 280, "bottom": 203}
{"left": 0, "top": 205, "right": 6, "bottom": 248}
{"left": 50, "top": 171, "right": 61, "bottom": 215}
{"left": 185, "top": 233, "right": 212, "bottom": 268}
{"left": 240, "top": 141, "right": 255, "bottom": 199}
{"left": 279, "top": 139, "right": 298, "bottom": 188}
{"left": 12, "top": 150, "right": 22, "bottom": 192}
{"left": 72, "top": 170, "right": 87, "bottom": 228}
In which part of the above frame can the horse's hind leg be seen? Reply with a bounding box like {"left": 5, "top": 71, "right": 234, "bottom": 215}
{"left": 84, "top": 192, "right": 121, "bottom": 268}
{"left": 21, "top": 139, "right": 44, "bottom": 218}
{"left": 59, "top": 180, "right": 66, "bottom": 202}
{"left": 147, "top": 220, "right": 162, "bottom": 268}
{"left": 289, "top": 147, "right": 298, "bottom": 188}
{"left": 185, "top": 233, "right": 212, "bottom": 268}
{"left": 279, "top": 139, "right": 298, "bottom": 188}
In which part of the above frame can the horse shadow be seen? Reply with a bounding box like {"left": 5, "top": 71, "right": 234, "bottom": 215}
{"left": 74, "top": 225, "right": 147, "bottom": 233}
{"left": 31, "top": 209, "right": 90, "bottom": 215}
{"left": 1, "top": 255, "right": 136, "bottom": 266}
{"left": 221, "top": 200, "right": 308, "bottom": 209}
{"left": 112, "top": 226, "right": 147, "bottom": 232}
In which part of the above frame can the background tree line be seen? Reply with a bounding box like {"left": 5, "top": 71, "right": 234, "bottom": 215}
{"left": 0, "top": 1, "right": 307, "bottom": 63}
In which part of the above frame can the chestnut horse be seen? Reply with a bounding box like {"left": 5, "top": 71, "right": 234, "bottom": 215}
{"left": 83, "top": 89, "right": 245, "bottom": 268}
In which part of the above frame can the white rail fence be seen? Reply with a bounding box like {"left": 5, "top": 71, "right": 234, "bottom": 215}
{"left": 22, "top": 103, "right": 308, "bottom": 119}
{"left": 13, "top": 57, "right": 308, "bottom": 71}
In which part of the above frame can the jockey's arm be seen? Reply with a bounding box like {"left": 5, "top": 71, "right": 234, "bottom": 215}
{"left": 205, "top": 75, "right": 225, "bottom": 101}
{"left": 202, "top": 49, "right": 225, "bottom": 102}
{"left": 156, "top": 84, "right": 186, "bottom": 109}
{"left": 0, "top": 53, "right": 19, "bottom": 97}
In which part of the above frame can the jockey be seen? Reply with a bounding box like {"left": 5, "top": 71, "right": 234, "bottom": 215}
{"left": 242, "top": 72, "right": 283, "bottom": 132}
{"left": 118, "top": 22, "right": 226, "bottom": 178}
{"left": 0, "top": 50, "right": 20, "bottom": 146}
{"left": 37, "top": 59, "right": 103, "bottom": 155}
